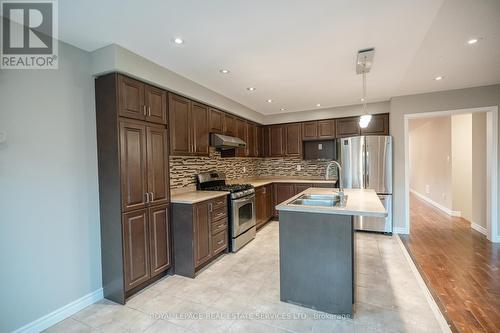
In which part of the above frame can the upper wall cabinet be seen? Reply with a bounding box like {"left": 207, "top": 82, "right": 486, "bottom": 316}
{"left": 169, "top": 94, "right": 209, "bottom": 156}
{"left": 223, "top": 113, "right": 236, "bottom": 136}
{"left": 269, "top": 125, "right": 285, "bottom": 157}
{"left": 360, "top": 114, "right": 389, "bottom": 135}
{"left": 335, "top": 117, "right": 361, "bottom": 138}
{"left": 284, "top": 123, "right": 302, "bottom": 157}
{"left": 246, "top": 121, "right": 257, "bottom": 157}
{"left": 302, "top": 120, "right": 335, "bottom": 141}
{"left": 235, "top": 117, "right": 247, "bottom": 157}
{"left": 209, "top": 108, "right": 223, "bottom": 134}
{"left": 118, "top": 75, "right": 167, "bottom": 125}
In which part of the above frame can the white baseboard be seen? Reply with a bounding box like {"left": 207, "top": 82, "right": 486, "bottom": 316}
{"left": 471, "top": 222, "right": 487, "bottom": 236}
{"left": 394, "top": 227, "right": 409, "bottom": 234}
{"left": 410, "top": 189, "right": 461, "bottom": 217}
{"left": 13, "top": 288, "right": 103, "bottom": 333}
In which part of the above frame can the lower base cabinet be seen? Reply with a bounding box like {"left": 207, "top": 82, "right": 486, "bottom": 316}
{"left": 122, "top": 204, "right": 172, "bottom": 293}
{"left": 256, "top": 184, "right": 273, "bottom": 229}
{"left": 172, "top": 196, "right": 228, "bottom": 277}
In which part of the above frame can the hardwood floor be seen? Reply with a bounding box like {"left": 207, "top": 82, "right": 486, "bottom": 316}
{"left": 400, "top": 195, "right": 500, "bottom": 333}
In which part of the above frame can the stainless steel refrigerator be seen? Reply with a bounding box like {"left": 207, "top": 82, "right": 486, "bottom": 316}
{"left": 337, "top": 136, "right": 393, "bottom": 233}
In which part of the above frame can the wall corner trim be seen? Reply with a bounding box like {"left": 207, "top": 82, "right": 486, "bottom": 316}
{"left": 471, "top": 222, "right": 487, "bottom": 236}
{"left": 12, "top": 288, "right": 103, "bottom": 333}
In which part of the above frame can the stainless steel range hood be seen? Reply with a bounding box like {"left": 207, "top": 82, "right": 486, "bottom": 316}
{"left": 211, "top": 133, "right": 246, "bottom": 150}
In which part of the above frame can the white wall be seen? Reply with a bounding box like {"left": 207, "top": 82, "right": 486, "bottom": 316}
{"left": 0, "top": 42, "right": 101, "bottom": 332}
{"left": 472, "top": 113, "right": 488, "bottom": 228}
{"left": 409, "top": 117, "right": 452, "bottom": 209}
{"left": 390, "top": 84, "right": 500, "bottom": 236}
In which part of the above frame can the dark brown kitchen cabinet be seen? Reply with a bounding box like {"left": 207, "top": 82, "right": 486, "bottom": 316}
{"left": 285, "top": 123, "right": 302, "bottom": 157}
{"left": 172, "top": 196, "right": 229, "bottom": 278}
{"left": 193, "top": 201, "right": 212, "bottom": 267}
{"left": 360, "top": 113, "right": 389, "bottom": 135}
{"left": 274, "top": 183, "right": 295, "bottom": 216}
{"left": 123, "top": 209, "right": 150, "bottom": 291}
{"left": 96, "top": 73, "right": 172, "bottom": 304}
{"left": 302, "top": 121, "right": 319, "bottom": 140}
{"left": 318, "top": 120, "right": 336, "bottom": 139}
{"left": 120, "top": 120, "right": 169, "bottom": 211}
{"left": 191, "top": 103, "right": 209, "bottom": 156}
{"left": 169, "top": 94, "right": 209, "bottom": 156}
{"left": 118, "top": 75, "right": 167, "bottom": 125}
{"left": 256, "top": 126, "right": 264, "bottom": 157}
{"left": 246, "top": 122, "right": 258, "bottom": 157}
{"left": 209, "top": 108, "right": 223, "bottom": 134}
{"left": 149, "top": 204, "right": 171, "bottom": 278}
{"left": 235, "top": 117, "right": 247, "bottom": 157}
{"left": 336, "top": 117, "right": 361, "bottom": 138}
{"left": 256, "top": 184, "right": 273, "bottom": 229}
{"left": 269, "top": 125, "right": 285, "bottom": 157}
{"left": 223, "top": 113, "right": 236, "bottom": 136}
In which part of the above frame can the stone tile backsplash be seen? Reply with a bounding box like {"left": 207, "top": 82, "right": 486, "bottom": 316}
{"left": 170, "top": 147, "right": 334, "bottom": 189}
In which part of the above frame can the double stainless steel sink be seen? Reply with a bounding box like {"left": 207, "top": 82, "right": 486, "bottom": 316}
{"left": 289, "top": 193, "right": 347, "bottom": 207}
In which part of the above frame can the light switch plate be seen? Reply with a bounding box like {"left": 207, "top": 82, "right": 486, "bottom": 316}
{"left": 0, "top": 131, "right": 6, "bottom": 143}
{"left": 318, "top": 143, "right": 323, "bottom": 150}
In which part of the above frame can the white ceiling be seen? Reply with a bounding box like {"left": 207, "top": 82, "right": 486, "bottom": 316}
{"left": 59, "top": 0, "right": 500, "bottom": 115}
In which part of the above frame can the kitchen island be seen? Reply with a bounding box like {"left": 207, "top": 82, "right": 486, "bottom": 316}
{"left": 275, "top": 188, "right": 386, "bottom": 316}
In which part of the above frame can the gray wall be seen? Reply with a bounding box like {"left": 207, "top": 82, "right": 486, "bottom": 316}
{"left": 0, "top": 42, "right": 101, "bottom": 332}
{"left": 390, "top": 84, "right": 500, "bottom": 235}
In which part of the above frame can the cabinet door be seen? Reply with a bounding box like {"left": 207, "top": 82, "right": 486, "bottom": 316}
{"left": 274, "top": 183, "right": 295, "bottom": 216}
{"left": 302, "top": 121, "right": 318, "bottom": 141}
{"left": 336, "top": 117, "right": 361, "bottom": 138}
{"left": 318, "top": 119, "right": 336, "bottom": 139}
{"left": 262, "top": 126, "right": 270, "bottom": 157}
{"left": 294, "top": 183, "right": 313, "bottom": 194}
{"left": 269, "top": 125, "right": 284, "bottom": 157}
{"left": 193, "top": 202, "right": 212, "bottom": 267}
{"left": 235, "top": 117, "right": 247, "bottom": 157}
{"left": 118, "top": 75, "right": 145, "bottom": 121}
{"left": 120, "top": 120, "right": 147, "bottom": 212}
{"left": 149, "top": 204, "right": 171, "bottom": 277}
{"left": 191, "top": 102, "right": 209, "bottom": 156}
{"left": 145, "top": 85, "right": 167, "bottom": 125}
{"left": 255, "top": 186, "right": 265, "bottom": 227}
{"left": 209, "top": 108, "right": 223, "bottom": 133}
{"left": 360, "top": 114, "right": 389, "bottom": 135}
{"left": 146, "top": 125, "right": 169, "bottom": 206}
{"left": 123, "top": 209, "right": 150, "bottom": 291}
{"left": 256, "top": 126, "right": 264, "bottom": 157}
{"left": 223, "top": 113, "right": 235, "bottom": 136}
{"left": 285, "top": 123, "right": 302, "bottom": 157}
{"left": 265, "top": 185, "right": 274, "bottom": 220}
{"left": 246, "top": 122, "right": 256, "bottom": 157}
{"left": 169, "top": 94, "right": 192, "bottom": 156}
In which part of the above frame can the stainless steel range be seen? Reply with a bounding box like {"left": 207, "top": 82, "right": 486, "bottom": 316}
{"left": 197, "top": 171, "right": 256, "bottom": 252}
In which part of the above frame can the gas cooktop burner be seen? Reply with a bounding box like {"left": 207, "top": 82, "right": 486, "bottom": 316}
{"left": 204, "top": 184, "right": 254, "bottom": 193}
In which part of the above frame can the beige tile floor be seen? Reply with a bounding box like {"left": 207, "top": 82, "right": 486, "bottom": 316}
{"left": 45, "top": 221, "right": 443, "bottom": 333}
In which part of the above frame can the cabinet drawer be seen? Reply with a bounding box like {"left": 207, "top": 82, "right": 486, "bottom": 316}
{"left": 211, "top": 196, "right": 227, "bottom": 210}
{"left": 212, "top": 230, "right": 227, "bottom": 255}
{"left": 211, "top": 218, "right": 228, "bottom": 235}
{"left": 210, "top": 206, "right": 228, "bottom": 221}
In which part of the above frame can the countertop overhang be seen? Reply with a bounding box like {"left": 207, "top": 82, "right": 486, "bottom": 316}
{"left": 276, "top": 188, "right": 387, "bottom": 217}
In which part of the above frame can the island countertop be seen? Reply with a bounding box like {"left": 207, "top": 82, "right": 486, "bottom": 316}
{"left": 276, "top": 188, "right": 387, "bottom": 217}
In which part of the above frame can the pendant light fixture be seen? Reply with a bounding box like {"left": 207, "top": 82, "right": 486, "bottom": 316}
{"left": 356, "top": 48, "right": 375, "bottom": 128}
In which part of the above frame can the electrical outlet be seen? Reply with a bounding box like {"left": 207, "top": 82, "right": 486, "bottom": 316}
{"left": 243, "top": 166, "right": 246, "bottom": 173}
{"left": 296, "top": 165, "right": 301, "bottom": 171}
{"left": 425, "top": 185, "right": 430, "bottom": 194}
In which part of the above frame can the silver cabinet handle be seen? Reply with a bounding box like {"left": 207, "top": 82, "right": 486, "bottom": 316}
{"left": 148, "top": 106, "right": 151, "bottom": 117}
{"left": 150, "top": 192, "right": 154, "bottom": 202}
{"left": 145, "top": 192, "right": 149, "bottom": 203}
{"left": 143, "top": 105, "right": 147, "bottom": 116}
{"left": 217, "top": 240, "right": 224, "bottom": 245}
{"left": 209, "top": 203, "right": 213, "bottom": 212}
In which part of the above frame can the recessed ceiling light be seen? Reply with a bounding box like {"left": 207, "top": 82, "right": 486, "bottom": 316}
{"left": 219, "top": 69, "right": 230, "bottom": 74}
{"left": 246, "top": 87, "right": 256, "bottom": 91}
{"left": 467, "top": 38, "right": 478, "bottom": 45}
{"left": 434, "top": 76, "right": 443, "bottom": 81}
{"left": 280, "top": 108, "right": 286, "bottom": 111}
{"left": 267, "top": 99, "right": 273, "bottom": 103}
{"left": 316, "top": 103, "right": 321, "bottom": 107}
{"left": 173, "top": 37, "right": 184, "bottom": 45}
{"left": 360, "top": 98, "right": 365, "bottom": 102}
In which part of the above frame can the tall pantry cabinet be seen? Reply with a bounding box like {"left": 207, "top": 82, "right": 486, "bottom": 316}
{"left": 95, "top": 73, "right": 172, "bottom": 304}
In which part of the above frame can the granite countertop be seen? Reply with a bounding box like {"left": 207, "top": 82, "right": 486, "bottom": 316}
{"left": 276, "top": 188, "right": 387, "bottom": 217}
{"left": 171, "top": 188, "right": 229, "bottom": 204}
{"left": 228, "top": 177, "right": 338, "bottom": 188}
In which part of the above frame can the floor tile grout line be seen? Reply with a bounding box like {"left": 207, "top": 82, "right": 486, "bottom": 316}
{"left": 395, "top": 234, "right": 452, "bottom": 333}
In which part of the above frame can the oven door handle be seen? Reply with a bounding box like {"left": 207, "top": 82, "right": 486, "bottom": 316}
{"left": 233, "top": 194, "right": 255, "bottom": 203}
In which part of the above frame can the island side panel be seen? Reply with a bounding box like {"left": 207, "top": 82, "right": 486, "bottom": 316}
{"left": 279, "top": 211, "right": 353, "bottom": 316}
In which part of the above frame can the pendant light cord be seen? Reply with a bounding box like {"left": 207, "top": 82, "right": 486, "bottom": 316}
{"left": 362, "top": 59, "right": 367, "bottom": 113}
